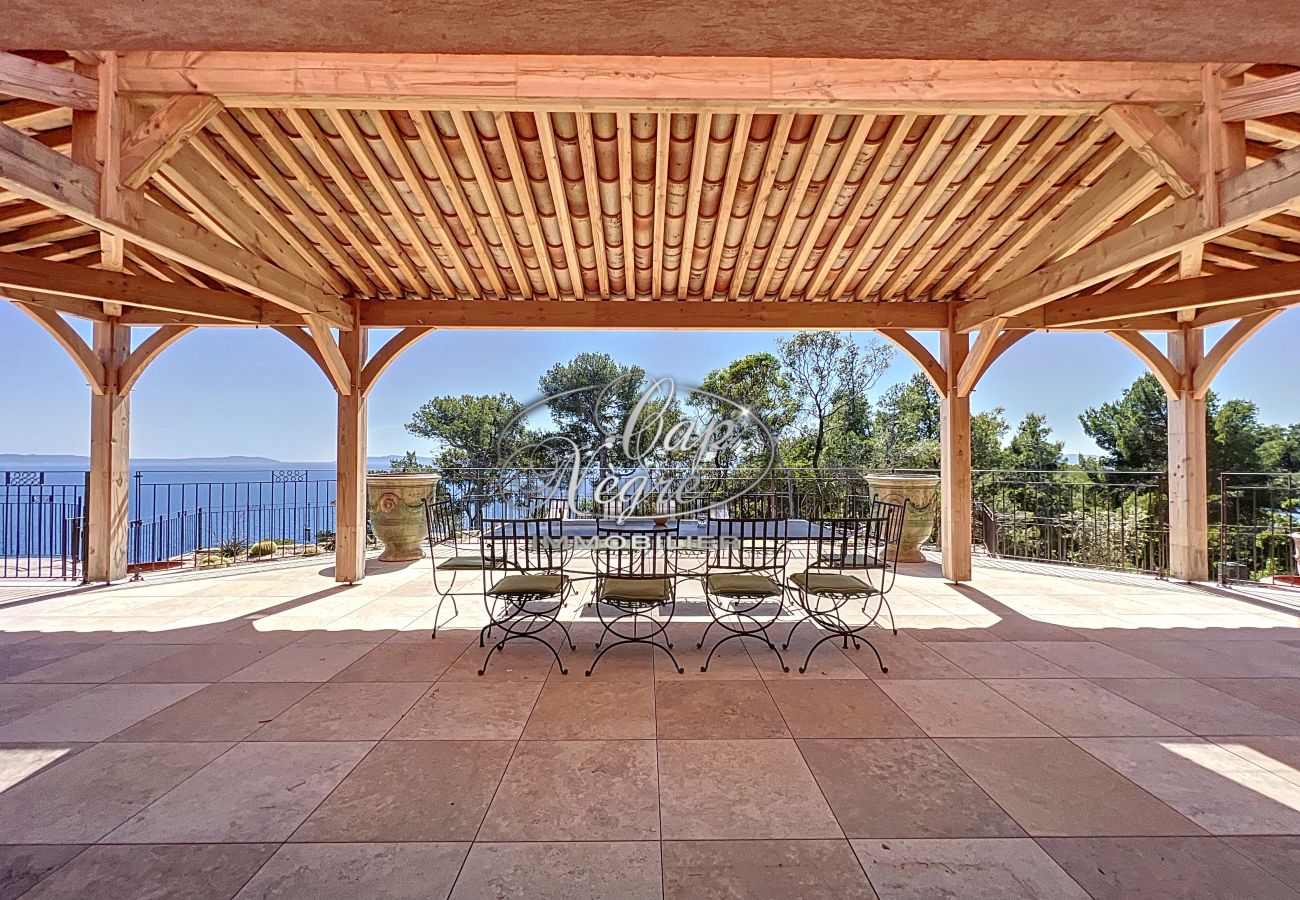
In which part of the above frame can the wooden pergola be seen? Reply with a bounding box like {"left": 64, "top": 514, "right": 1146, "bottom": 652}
{"left": 3, "top": 40, "right": 1300, "bottom": 585}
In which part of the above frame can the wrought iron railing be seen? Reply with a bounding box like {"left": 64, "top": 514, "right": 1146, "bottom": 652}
{"left": 1216, "top": 471, "right": 1300, "bottom": 583}
{"left": 0, "top": 472, "right": 86, "bottom": 579}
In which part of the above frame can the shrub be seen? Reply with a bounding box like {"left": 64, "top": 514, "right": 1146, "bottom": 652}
{"left": 220, "top": 537, "right": 249, "bottom": 559}
{"left": 316, "top": 530, "right": 336, "bottom": 551}
{"left": 247, "top": 540, "right": 278, "bottom": 559}
{"left": 197, "top": 553, "right": 228, "bottom": 569}
{"left": 300, "top": 545, "right": 321, "bottom": 557}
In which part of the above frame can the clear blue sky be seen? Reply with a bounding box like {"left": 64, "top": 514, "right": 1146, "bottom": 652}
{"left": 0, "top": 303, "right": 1295, "bottom": 461}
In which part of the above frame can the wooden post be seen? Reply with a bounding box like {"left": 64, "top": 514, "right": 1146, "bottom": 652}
{"left": 940, "top": 328, "right": 972, "bottom": 582}
{"left": 86, "top": 321, "right": 129, "bottom": 582}
{"left": 335, "top": 316, "right": 367, "bottom": 583}
{"left": 1167, "top": 326, "right": 1209, "bottom": 581}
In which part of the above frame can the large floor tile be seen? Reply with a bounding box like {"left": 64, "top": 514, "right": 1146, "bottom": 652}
{"left": 655, "top": 680, "right": 789, "bottom": 739}
{"left": 876, "top": 680, "right": 1054, "bottom": 737}
{"left": 0, "top": 743, "right": 89, "bottom": 793}
{"left": 387, "top": 680, "right": 541, "bottom": 739}
{"left": 1039, "top": 836, "right": 1300, "bottom": 900}
{"left": 657, "top": 632, "right": 761, "bottom": 680}
{"left": 0, "top": 684, "right": 91, "bottom": 726}
{"left": 292, "top": 740, "right": 513, "bottom": 841}
{"left": 480, "top": 739, "right": 659, "bottom": 840}
{"left": 221, "top": 642, "right": 373, "bottom": 681}
{"left": 329, "top": 641, "right": 467, "bottom": 682}
{"left": 851, "top": 838, "right": 1089, "bottom": 899}
{"left": 106, "top": 740, "right": 371, "bottom": 842}
{"left": 441, "top": 637, "right": 563, "bottom": 680}
{"left": 850, "top": 634, "right": 971, "bottom": 679}
{"left": 662, "top": 839, "right": 876, "bottom": 899}
{"left": 766, "top": 679, "right": 923, "bottom": 738}
{"left": 1096, "top": 678, "right": 1300, "bottom": 735}
{"left": 1214, "top": 735, "right": 1300, "bottom": 785}
{"left": 9, "top": 643, "right": 180, "bottom": 684}
{"left": 1200, "top": 678, "right": 1300, "bottom": 724}
{"left": 1076, "top": 736, "right": 1300, "bottom": 835}
{"left": 234, "top": 842, "right": 470, "bottom": 900}
{"left": 17, "top": 844, "right": 274, "bottom": 900}
{"left": 450, "top": 842, "right": 661, "bottom": 900}
{"left": 108, "top": 682, "right": 318, "bottom": 741}
{"left": 658, "top": 739, "right": 841, "bottom": 839}
{"left": 798, "top": 738, "right": 1023, "bottom": 838}
{"left": 984, "top": 678, "right": 1189, "bottom": 736}
{"left": 0, "top": 845, "right": 84, "bottom": 900}
{"left": 249, "top": 682, "right": 427, "bottom": 740}
{"left": 926, "top": 641, "right": 1074, "bottom": 678}
{"left": 0, "top": 641, "right": 104, "bottom": 680}
{"left": 1012, "top": 640, "right": 1179, "bottom": 677}
{"left": 522, "top": 680, "right": 656, "bottom": 739}
{"left": 109, "top": 643, "right": 274, "bottom": 683}
{"left": 1224, "top": 837, "right": 1300, "bottom": 893}
{"left": 0, "top": 742, "right": 230, "bottom": 842}
{"left": 939, "top": 737, "right": 1202, "bottom": 836}
{"left": 1103, "top": 640, "right": 1286, "bottom": 677}
{"left": 0, "top": 683, "right": 203, "bottom": 741}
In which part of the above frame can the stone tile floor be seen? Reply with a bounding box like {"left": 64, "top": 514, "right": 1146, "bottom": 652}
{"left": 0, "top": 555, "right": 1299, "bottom": 897}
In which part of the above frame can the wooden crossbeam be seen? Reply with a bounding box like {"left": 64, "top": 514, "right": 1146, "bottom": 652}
{"left": 1222, "top": 70, "right": 1300, "bottom": 122}
{"left": 0, "top": 52, "right": 98, "bottom": 110}
{"left": 1005, "top": 260, "right": 1300, "bottom": 329}
{"left": 955, "top": 144, "right": 1300, "bottom": 332}
{"left": 116, "top": 53, "right": 1204, "bottom": 114}
{"left": 1101, "top": 105, "right": 1199, "bottom": 198}
{"left": 0, "top": 121, "right": 350, "bottom": 327}
{"left": 0, "top": 249, "right": 299, "bottom": 323}
{"left": 360, "top": 299, "right": 952, "bottom": 330}
{"left": 121, "top": 95, "right": 223, "bottom": 189}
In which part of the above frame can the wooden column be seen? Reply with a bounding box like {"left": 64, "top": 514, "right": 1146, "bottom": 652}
{"left": 335, "top": 321, "right": 368, "bottom": 583}
{"left": 1167, "top": 326, "right": 1209, "bottom": 581}
{"left": 940, "top": 329, "right": 973, "bottom": 582}
{"left": 86, "top": 321, "right": 130, "bottom": 582}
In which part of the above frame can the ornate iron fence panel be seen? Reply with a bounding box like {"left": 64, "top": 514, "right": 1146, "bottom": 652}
{"left": 0, "top": 475, "right": 85, "bottom": 579}
{"left": 1216, "top": 472, "right": 1300, "bottom": 583}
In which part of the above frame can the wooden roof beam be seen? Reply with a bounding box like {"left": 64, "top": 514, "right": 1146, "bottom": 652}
{"left": 360, "top": 298, "right": 951, "bottom": 330}
{"left": 120, "top": 94, "right": 223, "bottom": 189}
{"left": 116, "top": 53, "right": 1204, "bottom": 114}
{"left": 955, "top": 143, "right": 1300, "bottom": 331}
{"left": 0, "top": 120, "right": 350, "bottom": 327}
{"left": 1222, "top": 70, "right": 1300, "bottom": 122}
{"left": 1101, "top": 104, "right": 1200, "bottom": 198}
{"left": 0, "top": 249, "right": 301, "bottom": 324}
{"left": 0, "top": 52, "right": 98, "bottom": 110}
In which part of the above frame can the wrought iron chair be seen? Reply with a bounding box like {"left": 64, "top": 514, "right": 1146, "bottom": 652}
{"left": 869, "top": 498, "right": 906, "bottom": 634}
{"left": 422, "top": 495, "right": 501, "bottom": 639}
{"left": 587, "top": 526, "right": 684, "bottom": 676}
{"left": 786, "top": 515, "right": 890, "bottom": 674}
{"left": 699, "top": 516, "right": 790, "bottom": 673}
{"left": 477, "top": 516, "right": 576, "bottom": 675}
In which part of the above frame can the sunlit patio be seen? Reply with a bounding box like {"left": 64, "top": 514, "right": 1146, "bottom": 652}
{"left": 0, "top": 555, "right": 1299, "bottom": 898}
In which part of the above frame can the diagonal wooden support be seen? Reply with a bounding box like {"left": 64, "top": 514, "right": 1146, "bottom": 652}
{"left": 121, "top": 95, "right": 223, "bottom": 189}
{"left": 1102, "top": 104, "right": 1200, "bottom": 198}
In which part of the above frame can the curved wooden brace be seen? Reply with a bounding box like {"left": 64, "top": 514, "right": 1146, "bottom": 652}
{"left": 1108, "top": 330, "right": 1180, "bottom": 398}
{"left": 976, "top": 329, "right": 1028, "bottom": 384}
{"left": 877, "top": 329, "right": 947, "bottom": 397}
{"left": 14, "top": 302, "right": 106, "bottom": 394}
{"left": 119, "top": 325, "right": 195, "bottom": 393}
{"left": 360, "top": 327, "right": 434, "bottom": 395}
{"left": 956, "top": 318, "right": 1007, "bottom": 397}
{"left": 272, "top": 324, "right": 333, "bottom": 386}
{"left": 1193, "top": 310, "right": 1283, "bottom": 399}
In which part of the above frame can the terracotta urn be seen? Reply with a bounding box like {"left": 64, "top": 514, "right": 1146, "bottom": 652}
{"left": 365, "top": 473, "right": 441, "bottom": 561}
{"left": 866, "top": 473, "right": 941, "bottom": 563}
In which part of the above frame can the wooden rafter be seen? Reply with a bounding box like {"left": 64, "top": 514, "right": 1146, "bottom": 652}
{"left": 0, "top": 52, "right": 98, "bottom": 110}
{"left": 1101, "top": 104, "right": 1199, "bottom": 197}
{"left": 1222, "top": 70, "right": 1300, "bottom": 122}
{"left": 120, "top": 95, "right": 223, "bottom": 188}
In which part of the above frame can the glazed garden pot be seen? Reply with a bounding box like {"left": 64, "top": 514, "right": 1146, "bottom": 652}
{"left": 866, "top": 473, "right": 941, "bottom": 563}
{"left": 366, "top": 473, "right": 441, "bottom": 561}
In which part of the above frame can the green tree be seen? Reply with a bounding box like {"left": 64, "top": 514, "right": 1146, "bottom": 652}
{"left": 777, "top": 332, "right": 895, "bottom": 468}
{"left": 872, "top": 373, "right": 941, "bottom": 468}
{"left": 1258, "top": 424, "right": 1300, "bottom": 472}
{"left": 1213, "top": 399, "right": 1269, "bottom": 473}
{"left": 537, "top": 352, "right": 647, "bottom": 474}
{"left": 1004, "top": 412, "right": 1066, "bottom": 471}
{"left": 406, "top": 393, "right": 529, "bottom": 469}
{"left": 1079, "top": 373, "right": 1171, "bottom": 470}
{"left": 693, "top": 352, "right": 797, "bottom": 467}
{"left": 972, "top": 407, "right": 1011, "bottom": 470}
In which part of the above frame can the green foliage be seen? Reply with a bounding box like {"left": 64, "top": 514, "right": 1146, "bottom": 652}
{"left": 1004, "top": 413, "right": 1066, "bottom": 471}
{"left": 537, "top": 352, "right": 647, "bottom": 473}
{"left": 247, "top": 540, "right": 278, "bottom": 559}
{"left": 406, "top": 393, "right": 530, "bottom": 470}
{"left": 692, "top": 352, "right": 798, "bottom": 467}
{"left": 219, "top": 537, "right": 249, "bottom": 559}
{"left": 1079, "top": 373, "right": 1170, "bottom": 471}
{"left": 386, "top": 451, "right": 437, "bottom": 474}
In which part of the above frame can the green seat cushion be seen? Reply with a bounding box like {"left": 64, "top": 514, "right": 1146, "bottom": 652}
{"left": 438, "top": 555, "right": 490, "bottom": 571}
{"left": 791, "top": 571, "right": 875, "bottom": 595}
{"left": 707, "top": 573, "right": 783, "bottom": 597}
{"left": 599, "top": 576, "right": 672, "bottom": 605}
{"left": 487, "top": 573, "right": 567, "bottom": 596}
